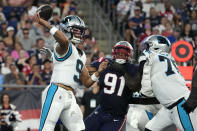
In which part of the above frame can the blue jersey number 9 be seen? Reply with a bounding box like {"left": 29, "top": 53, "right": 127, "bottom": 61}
{"left": 73, "top": 59, "right": 83, "bottom": 85}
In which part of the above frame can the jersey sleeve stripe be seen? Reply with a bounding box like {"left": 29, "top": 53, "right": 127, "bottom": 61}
{"left": 54, "top": 42, "right": 72, "bottom": 61}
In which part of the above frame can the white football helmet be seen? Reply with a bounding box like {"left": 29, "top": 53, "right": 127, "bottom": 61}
{"left": 142, "top": 35, "right": 171, "bottom": 53}
{"left": 59, "top": 15, "right": 86, "bottom": 44}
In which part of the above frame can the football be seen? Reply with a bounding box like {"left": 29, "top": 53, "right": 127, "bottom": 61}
{"left": 36, "top": 4, "right": 53, "bottom": 21}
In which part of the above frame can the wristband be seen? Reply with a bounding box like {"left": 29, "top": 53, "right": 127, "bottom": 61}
{"left": 91, "top": 73, "right": 99, "bottom": 82}
{"left": 50, "top": 26, "right": 58, "bottom": 35}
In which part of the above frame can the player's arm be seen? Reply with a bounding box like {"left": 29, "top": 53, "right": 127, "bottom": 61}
{"left": 182, "top": 69, "right": 197, "bottom": 113}
{"left": 108, "top": 61, "right": 142, "bottom": 92}
{"left": 34, "top": 13, "right": 69, "bottom": 55}
{"left": 80, "top": 60, "right": 108, "bottom": 88}
{"left": 129, "top": 96, "right": 160, "bottom": 104}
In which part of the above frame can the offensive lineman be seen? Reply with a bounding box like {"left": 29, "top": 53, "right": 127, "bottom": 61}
{"left": 34, "top": 13, "right": 108, "bottom": 131}
{"left": 139, "top": 35, "right": 197, "bottom": 131}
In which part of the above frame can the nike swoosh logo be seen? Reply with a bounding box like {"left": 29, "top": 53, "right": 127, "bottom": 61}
{"left": 113, "top": 119, "right": 119, "bottom": 122}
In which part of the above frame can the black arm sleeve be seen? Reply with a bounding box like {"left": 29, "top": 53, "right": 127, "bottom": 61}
{"left": 128, "top": 97, "right": 160, "bottom": 104}
{"left": 187, "top": 69, "right": 197, "bottom": 102}
{"left": 124, "top": 71, "right": 141, "bottom": 92}
{"left": 125, "top": 60, "right": 146, "bottom": 92}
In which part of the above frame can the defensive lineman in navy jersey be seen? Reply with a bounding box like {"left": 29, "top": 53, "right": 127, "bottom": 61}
{"left": 84, "top": 41, "right": 141, "bottom": 131}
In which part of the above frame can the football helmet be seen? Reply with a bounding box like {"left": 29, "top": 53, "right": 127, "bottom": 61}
{"left": 59, "top": 15, "right": 86, "bottom": 44}
{"left": 112, "top": 41, "right": 133, "bottom": 64}
{"left": 142, "top": 35, "right": 171, "bottom": 53}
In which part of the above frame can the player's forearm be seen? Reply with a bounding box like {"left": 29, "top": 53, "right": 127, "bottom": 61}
{"left": 187, "top": 70, "right": 197, "bottom": 101}
{"left": 129, "top": 97, "right": 160, "bottom": 104}
{"left": 39, "top": 19, "right": 69, "bottom": 50}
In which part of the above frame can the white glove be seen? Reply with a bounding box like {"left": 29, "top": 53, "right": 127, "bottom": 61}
{"left": 40, "top": 47, "right": 53, "bottom": 61}
{"left": 138, "top": 50, "right": 151, "bottom": 63}
{"left": 140, "top": 61, "right": 154, "bottom": 97}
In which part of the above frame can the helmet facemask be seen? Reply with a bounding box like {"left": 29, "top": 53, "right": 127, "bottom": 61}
{"left": 113, "top": 46, "right": 132, "bottom": 64}
{"left": 59, "top": 15, "right": 86, "bottom": 45}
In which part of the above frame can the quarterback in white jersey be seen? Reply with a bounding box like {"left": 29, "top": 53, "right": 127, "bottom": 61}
{"left": 34, "top": 14, "right": 108, "bottom": 131}
{"left": 139, "top": 35, "right": 197, "bottom": 131}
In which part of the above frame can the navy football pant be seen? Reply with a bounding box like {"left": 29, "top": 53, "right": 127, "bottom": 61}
{"left": 84, "top": 106, "right": 126, "bottom": 131}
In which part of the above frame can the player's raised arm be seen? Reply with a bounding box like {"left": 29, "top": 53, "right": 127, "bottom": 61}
{"left": 34, "top": 7, "right": 69, "bottom": 55}
{"left": 80, "top": 60, "right": 108, "bottom": 88}
{"left": 182, "top": 69, "right": 197, "bottom": 113}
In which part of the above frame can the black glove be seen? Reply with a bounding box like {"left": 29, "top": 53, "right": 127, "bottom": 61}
{"left": 181, "top": 99, "right": 197, "bottom": 114}
{"left": 109, "top": 61, "right": 127, "bottom": 75}
{"left": 9, "top": 113, "right": 16, "bottom": 121}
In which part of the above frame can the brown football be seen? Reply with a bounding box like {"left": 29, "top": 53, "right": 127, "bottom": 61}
{"left": 37, "top": 4, "right": 53, "bottom": 21}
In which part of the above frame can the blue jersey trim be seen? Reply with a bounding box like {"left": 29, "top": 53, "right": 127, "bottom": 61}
{"left": 145, "top": 110, "right": 153, "bottom": 120}
{"left": 39, "top": 83, "right": 58, "bottom": 131}
{"left": 54, "top": 42, "right": 72, "bottom": 61}
{"left": 177, "top": 99, "right": 194, "bottom": 131}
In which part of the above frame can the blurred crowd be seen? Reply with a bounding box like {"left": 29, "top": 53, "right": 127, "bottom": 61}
{"left": 99, "top": 0, "right": 197, "bottom": 66}
{"left": 0, "top": 0, "right": 105, "bottom": 91}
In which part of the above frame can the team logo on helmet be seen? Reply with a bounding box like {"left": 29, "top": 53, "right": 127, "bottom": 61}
{"left": 59, "top": 15, "right": 86, "bottom": 44}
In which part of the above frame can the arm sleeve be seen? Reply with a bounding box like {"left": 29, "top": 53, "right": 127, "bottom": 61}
{"left": 187, "top": 69, "right": 197, "bottom": 102}
{"left": 128, "top": 97, "right": 160, "bottom": 104}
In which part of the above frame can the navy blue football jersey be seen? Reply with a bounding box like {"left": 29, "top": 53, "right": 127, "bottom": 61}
{"left": 91, "top": 57, "right": 138, "bottom": 117}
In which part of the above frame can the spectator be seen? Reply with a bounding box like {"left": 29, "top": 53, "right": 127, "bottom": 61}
{"left": 4, "top": 63, "right": 25, "bottom": 89}
{"left": 22, "top": 55, "right": 37, "bottom": 79}
{"left": 50, "top": 12, "right": 60, "bottom": 26}
{"left": 80, "top": 83, "right": 100, "bottom": 119}
{"left": 117, "top": 0, "right": 134, "bottom": 24}
{"left": 27, "top": 64, "right": 45, "bottom": 85}
{"left": 1, "top": 55, "right": 14, "bottom": 76}
{"left": 67, "top": 1, "right": 78, "bottom": 15}
{"left": 17, "top": 12, "right": 29, "bottom": 30}
{"left": 0, "top": 21, "right": 8, "bottom": 39}
{"left": 0, "top": 5, "right": 6, "bottom": 23}
{"left": 61, "top": 0, "right": 72, "bottom": 18}
{"left": 17, "top": 19, "right": 39, "bottom": 41}
{"left": 0, "top": 93, "right": 15, "bottom": 131}
{"left": 83, "top": 28, "right": 96, "bottom": 55}
{"left": 160, "top": 0, "right": 175, "bottom": 21}
{"left": 50, "top": 0, "right": 61, "bottom": 17}
{"left": 41, "top": 59, "right": 52, "bottom": 85}
{"left": 138, "top": 19, "right": 152, "bottom": 46}
{"left": 156, "top": 16, "right": 167, "bottom": 34}
{"left": 32, "top": 38, "right": 46, "bottom": 65}
{"left": 181, "top": 23, "right": 194, "bottom": 44}
{"left": 42, "top": 28, "right": 55, "bottom": 50}
{"left": 167, "top": 27, "right": 181, "bottom": 44}
{"left": 16, "top": 50, "right": 29, "bottom": 72}
{"left": 8, "top": 11, "right": 18, "bottom": 30}
{"left": 161, "top": 21, "right": 173, "bottom": 37}
{"left": 18, "top": 28, "right": 35, "bottom": 51}
{"left": 0, "top": 40, "right": 6, "bottom": 64}
{"left": 11, "top": 42, "right": 29, "bottom": 61}
{"left": 189, "top": 10, "right": 197, "bottom": 35}
{"left": 27, "top": 0, "right": 38, "bottom": 20}
{"left": 187, "top": 0, "right": 197, "bottom": 12}
{"left": 149, "top": 7, "right": 161, "bottom": 27}
{"left": 128, "top": 6, "right": 145, "bottom": 37}
{"left": 152, "top": 26, "right": 160, "bottom": 35}
{"left": 3, "top": 26, "right": 18, "bottom": 52}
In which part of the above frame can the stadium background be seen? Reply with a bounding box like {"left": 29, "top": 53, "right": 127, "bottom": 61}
{"left": 0, "top": 0, "right": 196, "bottom": 130}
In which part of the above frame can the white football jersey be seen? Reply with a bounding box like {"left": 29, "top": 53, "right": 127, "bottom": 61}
{"left": 50, "top": 42, "right": 86, "bottom": 90}
{"left": 149, "top": 52, "right": 190, "bottom": 107}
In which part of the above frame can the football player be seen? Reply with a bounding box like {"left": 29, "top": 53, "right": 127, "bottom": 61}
{"left": 34, "top": 14, "right": 108, "bottom": 131}
{"left": 84, "top": 41, "right": 142, "bottom": 131}
{"left": 138, "top": 35, "right": 197, "bottom": 131}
